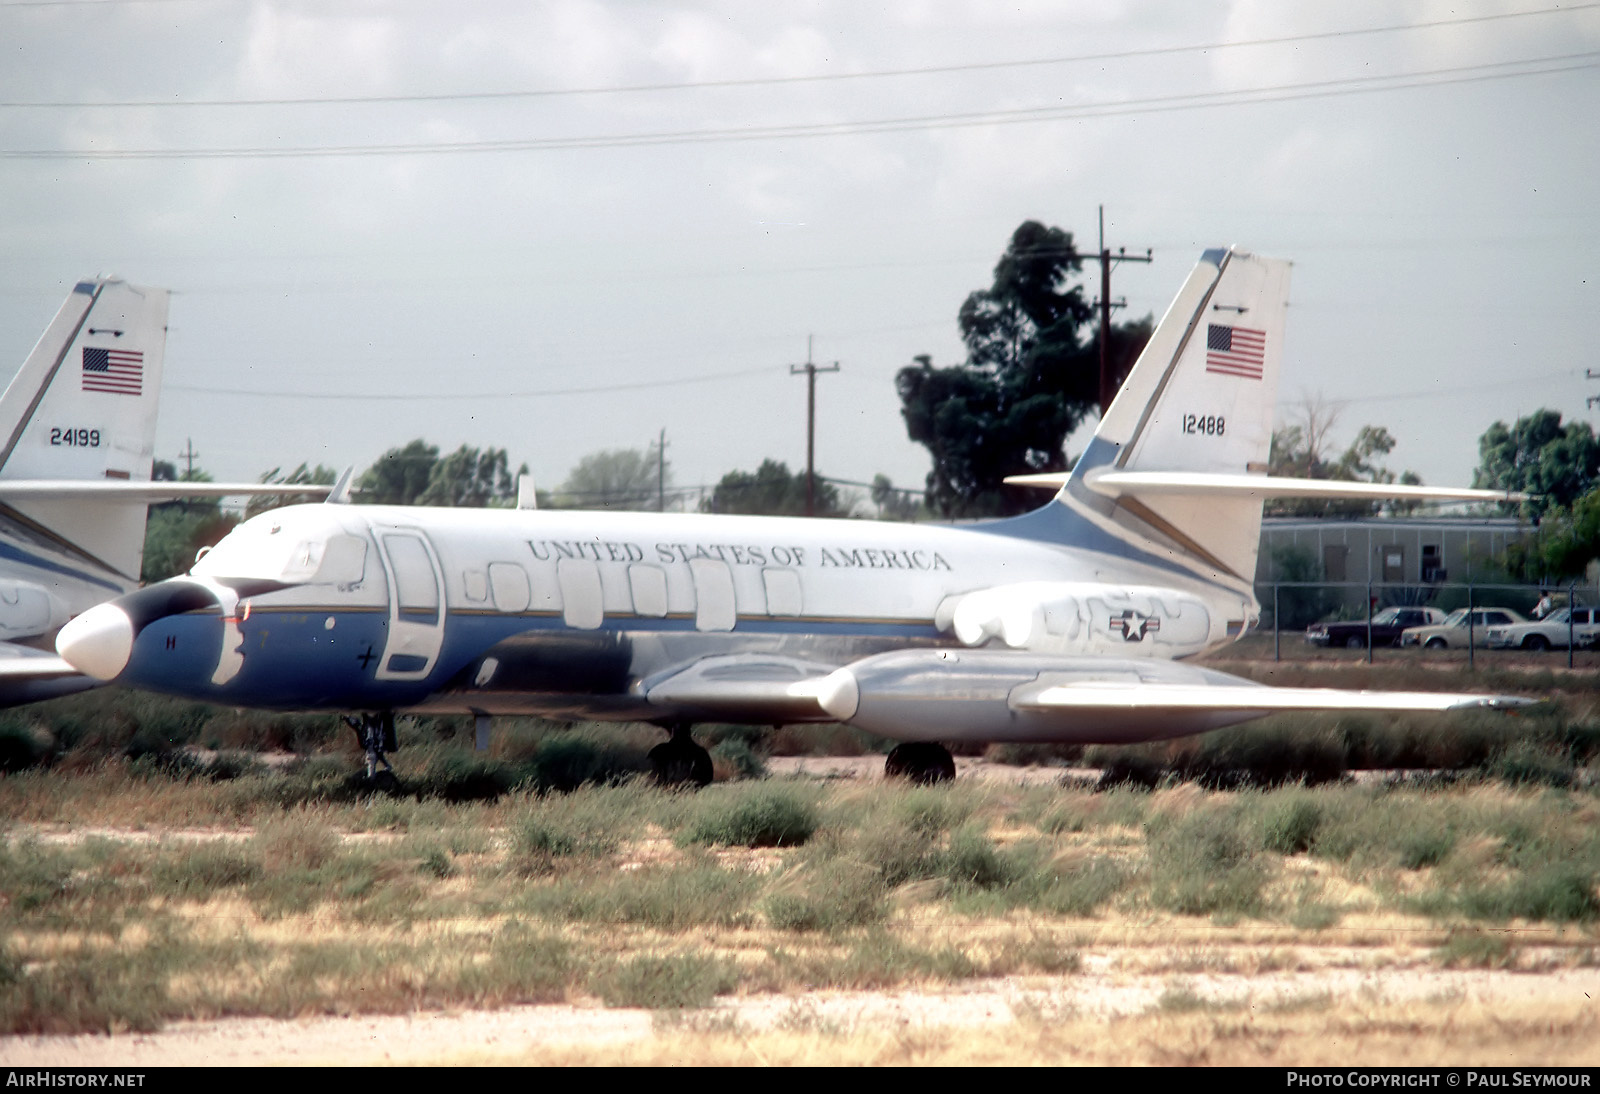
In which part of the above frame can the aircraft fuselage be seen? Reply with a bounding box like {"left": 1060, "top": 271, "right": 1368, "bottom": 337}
{"left": 104, "top": 502, "right": 1255, "bottom": 719}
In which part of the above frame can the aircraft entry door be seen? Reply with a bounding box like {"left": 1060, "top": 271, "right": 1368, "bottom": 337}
{"left": 374, "top": 528, "right": 447, "bottom": 682}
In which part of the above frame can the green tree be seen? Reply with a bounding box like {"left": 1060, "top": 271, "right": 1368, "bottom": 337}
{"left": 896, "top": 220, "right": 1151, "bottom": 518}
{"left": 418, "top": 445, "right": 523, "bottom": 508}
{"left": 1269, "top": 544, "right": 1341, "bottom": 629}
{"left": 1267, "top": 400, "right": 1422, "bottom": 517}
{"left": 1503, "top": 488, "right": 1600, "bottom": 580}
{"left": 357, "top": 440, "right": 525, "bottom": 508}
{"left": 358, "top": 439, "right": 439, "bottom": 505}
{"left": 870, "top": 474, "right": 922, "bottom": 521}
{"left": 1473, "top": 410, "right": 1600, "bottom": 518}
{"left": 703, "top": 459, "right": 846, "bottom": 517}
{"left": 140, "top": 461, "right": 236, "bottom": 583}
{"left": 558, "top": 443, "right": 668, "bottom": 510}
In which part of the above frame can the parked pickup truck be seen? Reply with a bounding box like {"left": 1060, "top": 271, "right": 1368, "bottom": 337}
{"left": 1305, "top": 606, "right": 1446, "bottom": 649}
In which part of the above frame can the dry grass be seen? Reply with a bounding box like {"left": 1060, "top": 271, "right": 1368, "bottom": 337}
{"left": 3, "top": 765, "right": 1598, "bottom": 1059}
{"left": 409, "top": 995, "right": 1600, "bottom": 1067}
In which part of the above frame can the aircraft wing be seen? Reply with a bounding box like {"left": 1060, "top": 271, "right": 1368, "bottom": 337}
{"left": 0, "top": 481, "right": 331, "bottom": 501}
{"left": 1004, "top": 470, "right": 1529, "bottom": 505}
{"left": 803, "top": 649, "right": 1533, "bottom": 743}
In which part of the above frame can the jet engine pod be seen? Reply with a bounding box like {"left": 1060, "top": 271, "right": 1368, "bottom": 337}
{"left": 0, "top": 580, "right": 69, "bottom": 640}
{"left": 816, "top": 648, "right": 1103, "bottom": 742}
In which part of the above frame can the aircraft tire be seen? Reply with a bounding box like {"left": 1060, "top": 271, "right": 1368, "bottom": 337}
{"left": 884, "top": 742, "right": 956, "bottom": 785}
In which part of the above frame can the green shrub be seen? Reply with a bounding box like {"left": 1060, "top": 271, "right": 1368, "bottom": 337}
{"left": 682, "top": 787, "right": 818, "bottom": 848}
{"left": 941, "top": 826, "right": 1018, "bottom": 891}
{"left": 1434, "top": 931, "right": 1518, "bottom": 968}
{"left": 1147, "top": 809, "right": 1267, "bottom": 917}
{"left": 1398, "top": 827, "right": 1456, "bottom": 870}
{"left": 709, "top": 737, "right": 767, "bottom": 780}
{"left": 1261, "top": 795, "right": 1323, "bottom": 855}
{"left": 764, "top": 860, "right": 887, "bottom": 932}
{"left": 527, "top": 733, "right": 648, "bottom": 793}
{"left": 157, "top": 845, "right": 263, "bottom": 896}
{"left": 589, "top": 953, "right": 737, "bottom": 1009}
{"left": 1456, "top": 867, "right": 1600, "bottom": 923}
{"left": 528, "top": 861, "right": 758, "bottom": 929}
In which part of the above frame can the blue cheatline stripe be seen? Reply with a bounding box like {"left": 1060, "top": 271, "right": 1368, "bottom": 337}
{"left": 0, "top": 537, "right": 124, "bottom": 593}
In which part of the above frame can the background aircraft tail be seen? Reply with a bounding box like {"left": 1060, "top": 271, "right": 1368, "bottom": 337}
{"left": 0, "top": 279, "right": 170, "bottom": 582}
{"left": 1053, "top": 248, "right": 1291, "bottom": 583}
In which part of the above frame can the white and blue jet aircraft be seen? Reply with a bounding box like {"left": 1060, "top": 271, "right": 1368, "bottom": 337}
{"left": 55, "top": 248, "right": 1529, "bottom": 783}
{"left": 0, "top": 277, "right": 329, "bottom": 705}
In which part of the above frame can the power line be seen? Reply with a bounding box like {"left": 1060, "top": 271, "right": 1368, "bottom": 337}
{"left": 3, "top": 51, "right": 1594, "bottom": 159}
{"left": 2, "top": 4, "right": 1591, "bottom": 108}
{"left": 166, "top": 364, "right": 784, "bottom": 401}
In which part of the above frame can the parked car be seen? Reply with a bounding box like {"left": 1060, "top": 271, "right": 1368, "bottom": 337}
{"left": 1484, "top": 606, "right": 1600, "bottom": 651}
{"left": 1305, "top": 606, "right": 1447, "bottom": 649}
{"left": 1399, "top": 607, "right": 1527, "bottom": 649}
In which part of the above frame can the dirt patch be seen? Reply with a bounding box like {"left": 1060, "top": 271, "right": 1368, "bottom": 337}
{"left": 5, "top": 960, "right": 1597, "bottom": 1066}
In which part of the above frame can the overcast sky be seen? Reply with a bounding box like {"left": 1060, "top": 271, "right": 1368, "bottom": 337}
{"left": 1, "top": 0, "right": 1595, "bottom": 506}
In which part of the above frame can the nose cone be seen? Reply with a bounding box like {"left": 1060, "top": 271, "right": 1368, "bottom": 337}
{"left": 56, "top": 604, "right": 135, "bottom": 681}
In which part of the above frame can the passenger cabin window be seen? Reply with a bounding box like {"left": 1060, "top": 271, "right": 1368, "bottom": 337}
{"left": 489, "top": 563, "right": 531, "bottom": 613}
{"left": 762, "top": 568, "right": 802, "bottom": 616}
{"left": 690, "top": 559, "right": 736, "bottom": 632}
{"left": 629, "top": 565, "right": 669, "bottom": 618}
{"left": 383, "top": 534, "right": 439, "bottom": 621}
{"left": 558, "top": 559, "right": 603, "bottom": 629}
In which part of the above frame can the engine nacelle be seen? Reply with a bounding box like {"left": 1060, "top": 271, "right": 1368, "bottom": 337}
{"left": 933, "top": 581, "right": 1235, "bottom": 658}
{"left": 0, "top": 580, "right": 70, "bottom": 640}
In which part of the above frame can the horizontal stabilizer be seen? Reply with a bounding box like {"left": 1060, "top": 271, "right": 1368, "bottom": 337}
{"left": 1007, "top": 470, "right": 1528, "bottom": 505}
{"left": 0, "top": 643, "right": 96, "bottom": 706}
{"left": 0, "top": 481, "right": 332, "bottom": 501}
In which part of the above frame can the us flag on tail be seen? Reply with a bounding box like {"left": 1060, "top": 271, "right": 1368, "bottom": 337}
{"left": 82, "top": 346, "right": 143, "bottom": 396}
{"left": 1205, "top": 324, "right": 1265, "bottom": 380}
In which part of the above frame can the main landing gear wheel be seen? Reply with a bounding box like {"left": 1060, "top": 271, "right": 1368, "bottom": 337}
{"left": 344, "top": 712, "right": 399, "bottom": 791}
{"left": 649, "top": 723, "right": 713, "bottom": 788}
{"left": 884, "top": 742, "right": 956, "bottom": 785}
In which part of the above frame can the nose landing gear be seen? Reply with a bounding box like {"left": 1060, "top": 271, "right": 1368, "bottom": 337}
{"left": 344, "top": 712, "right": 399, "bottom": 790}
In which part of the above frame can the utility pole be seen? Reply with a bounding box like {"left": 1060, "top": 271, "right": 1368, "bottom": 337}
{"left": 790, "top": 336, "right": 840, "bottom": 517}
{"left": 1089, "top": 205, "right": 1153, "bottom": 416}
{"left": 177, "top": 437, "right": 199, "bottom": 479}
{"left": 1587, "top": 370, "right": 1600, "bottom": 411}
{"left": 657, "top": 427, "right": 667, "bottom": 512}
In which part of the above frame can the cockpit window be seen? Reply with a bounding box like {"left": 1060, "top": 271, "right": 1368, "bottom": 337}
{"left": 190, "top": 514, "right": 366, "bottom": 585}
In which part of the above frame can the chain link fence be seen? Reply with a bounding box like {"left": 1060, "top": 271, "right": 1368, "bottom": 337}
{"left": 1251, "top": 578, "right": 1600, "bottom": 666}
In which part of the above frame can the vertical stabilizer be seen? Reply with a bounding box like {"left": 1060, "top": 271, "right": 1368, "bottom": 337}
{"left": 0, "top": 279, "right": 170, "bottom": 580}
{"left": 1063, "top": 248, "right": 1291, "bottom": 582}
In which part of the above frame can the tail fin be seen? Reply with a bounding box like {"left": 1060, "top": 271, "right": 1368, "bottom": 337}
{"left": 0, "top": 279, "right": 170, "bottom": 581}
{"left": 1061, "top": 248, "right": 1291, "bottom": 582}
